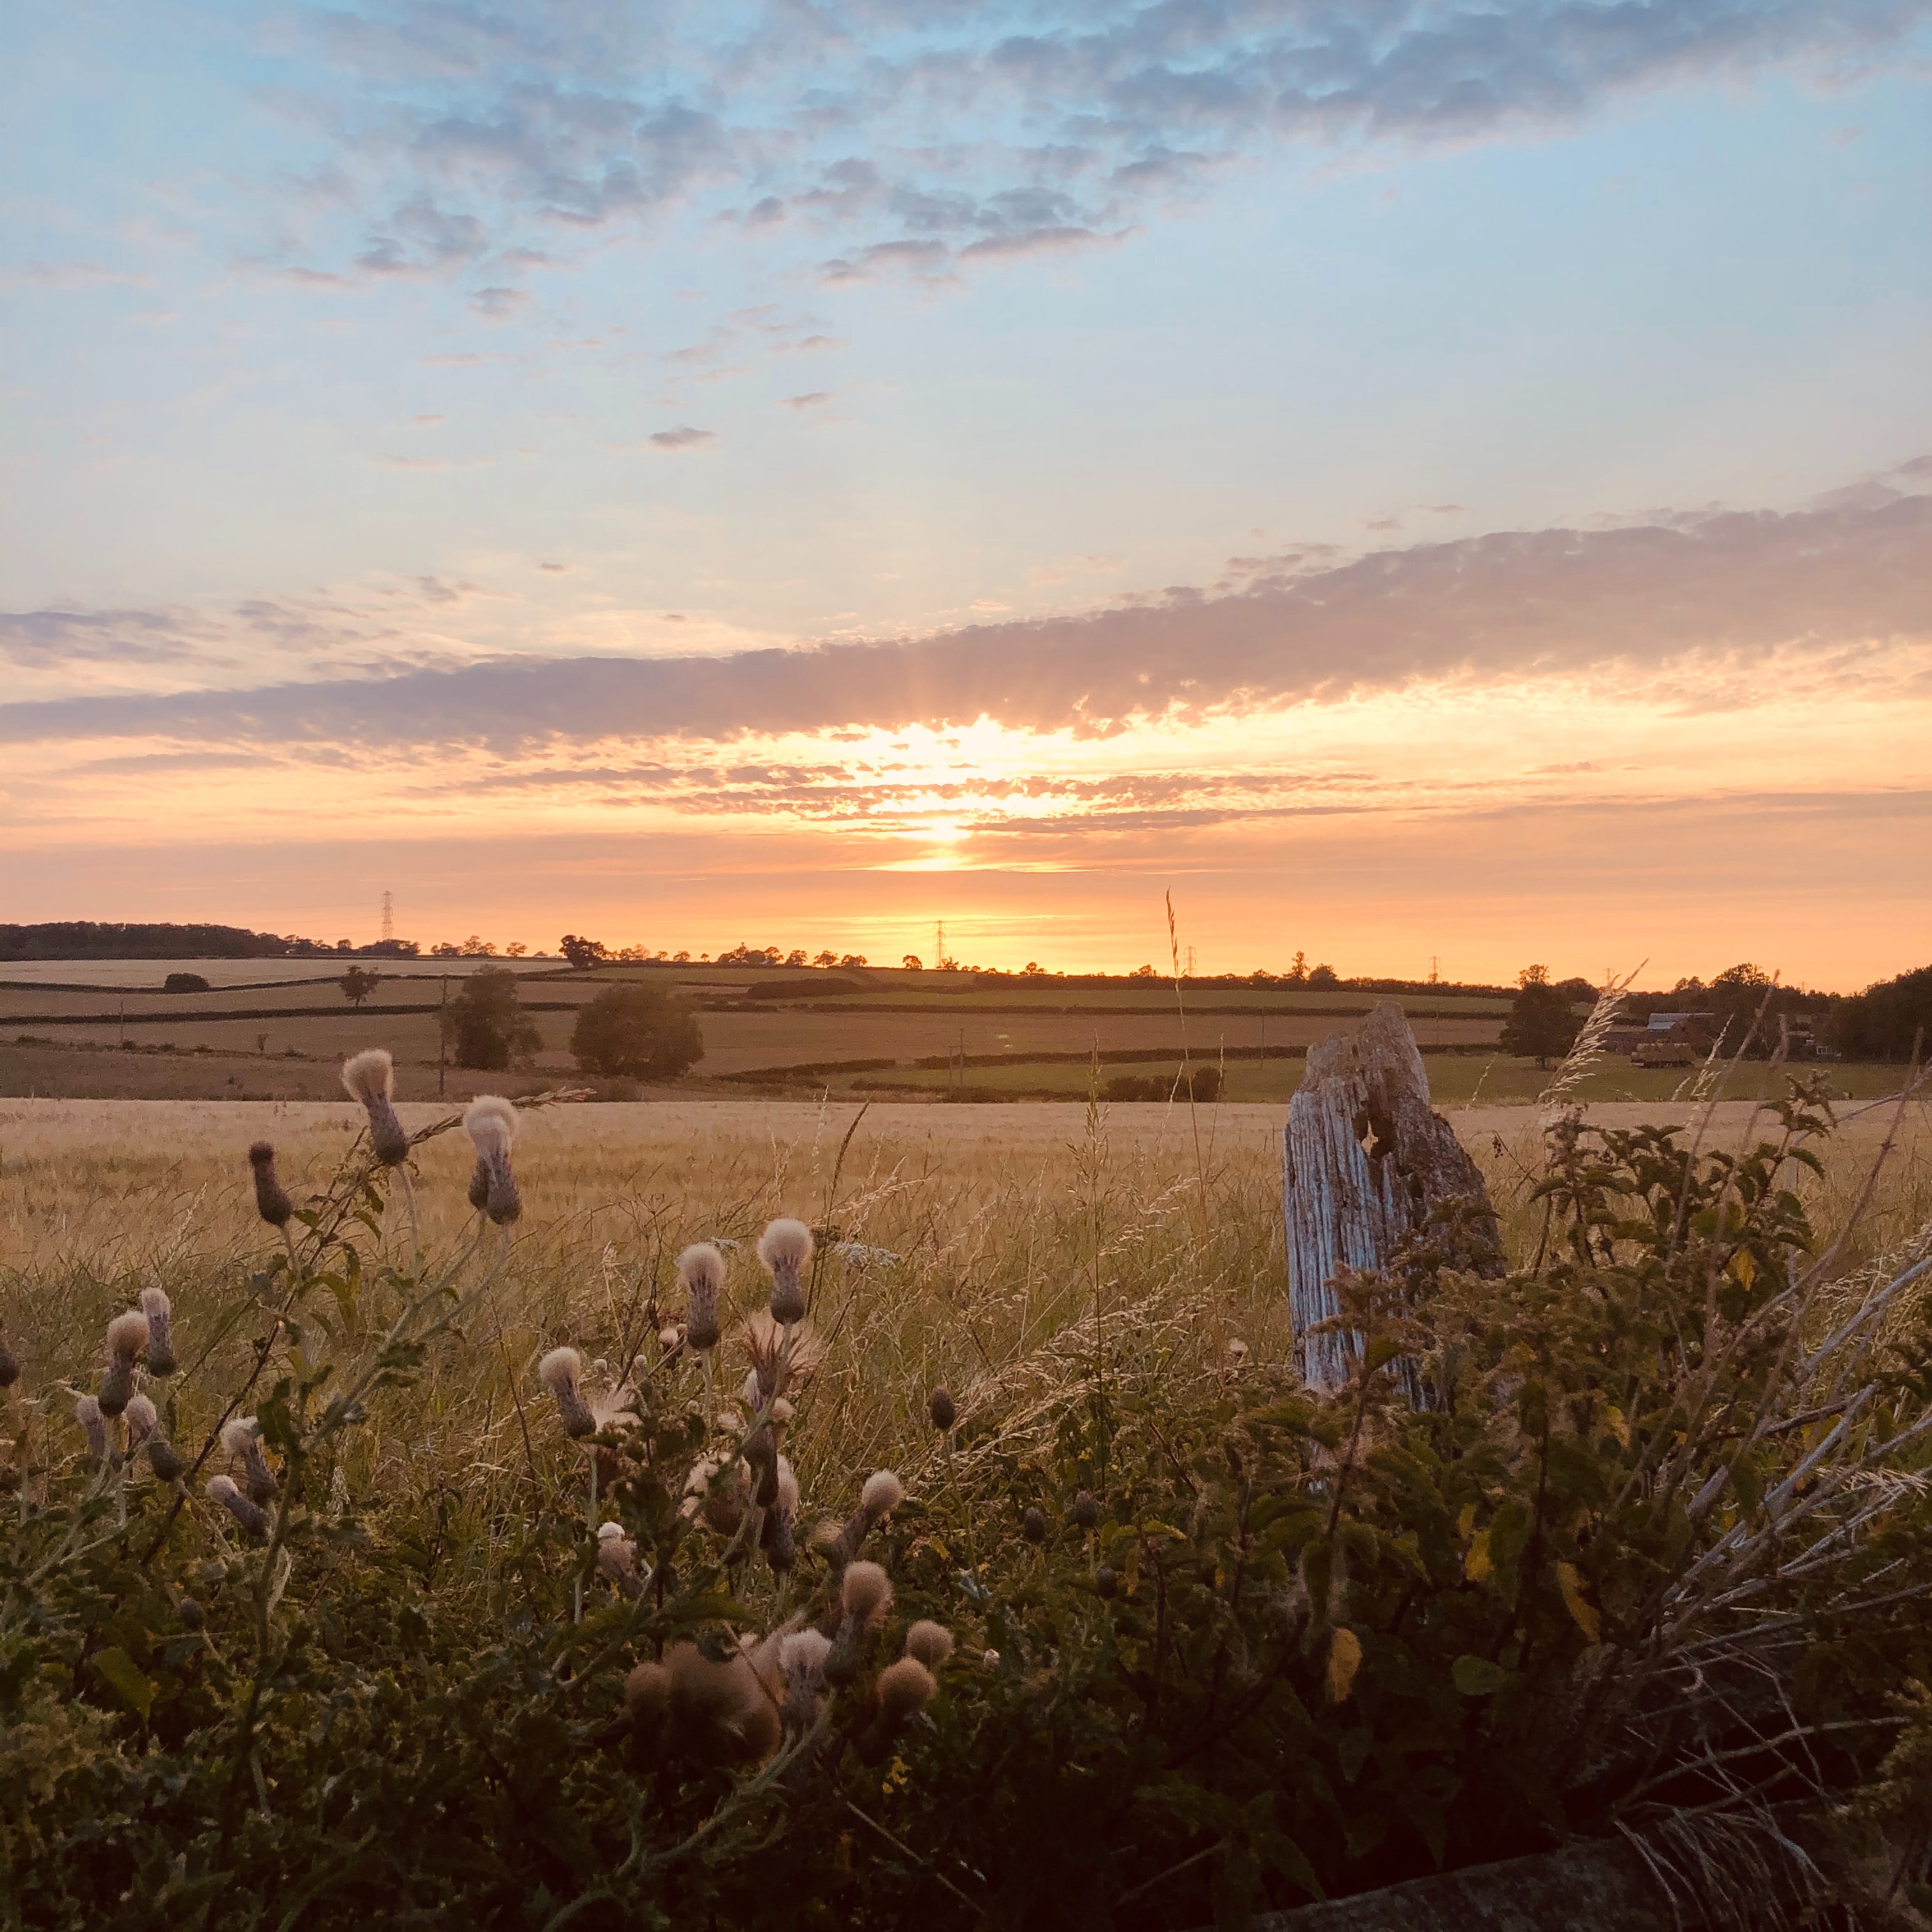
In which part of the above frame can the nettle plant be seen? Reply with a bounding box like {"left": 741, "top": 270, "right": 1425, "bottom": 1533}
{"left": 1, "top": 1050, "right": 954, "bottom": 1930}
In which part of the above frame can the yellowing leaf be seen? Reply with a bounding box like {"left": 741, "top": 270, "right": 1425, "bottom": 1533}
{"left": 1728, "top": 1250, "right": 1756, "bottom": 1290}
{"left": 1456, "top": 1503, "right": 1477, "bottom": 1539}
{"left": 1464, "top": 1529, "right": 1492, "bottom": 1583}
{"left": 91, "top": 1646, "right": 156, "bottom": 1722}
{"left": 1601, "top": 1405, "right": 1630, "bottom": 1450}
{"left": 1326, "top": 1626, "right": 1363, "bottom": 1704}
{"left": 1557, "top": 1562, "right": 1602, "bottom": 1644}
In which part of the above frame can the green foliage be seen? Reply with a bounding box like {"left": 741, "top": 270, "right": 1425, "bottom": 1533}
{"left": 569, "top": 983, "right": 705, "bottom": 1082}
{"left": 443, "top": 965, "right": 540, "bottom": 1070}
{"left": 1827, "top": 963, "right": 1932, "bottom": 1062}
{"left": 4, "top": 1082, "right": 1930, "bottom": 1929}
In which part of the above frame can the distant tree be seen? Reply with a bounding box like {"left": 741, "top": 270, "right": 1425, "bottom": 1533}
{"left": 1188, "top": 1065, "right": 1223, "bottom": 1103}
{"left": 814, "top": 951, "right": 839, "bottom": 968}
{"left": 1825, "top": 964, "right": 1932, "bottom": 1061}
{"left": 785, "top": 949, "right": 809, "bottom": 968}
{"left": 1130, "top": 964, "right": 1158, "bottom": 978}
{"left": 673, "top": 951, "right": 691, "bottom": 963}
{"left": 432, "top": 941, "right": 461, "bottom": 957}
{"left": 1501, "top": 981, "right": 1582, "bottom": 1068}
{"left": 340, "top": 965, "right": 382, "bottom": 1008}
{"left": 1021, "top": 961, "right": 1043, "bottom": 976}
{"left": 560, "top": 934, "right": 610, "bottom": 972}
{"left": 570, "top": 982, "right": 704, "bottom": 1082}
{"left": 1704, "top": 962, "right": 1781, "bottom": 1059}
{"left": 445, "top": 965, "right": 541, "bottom": 1071}
{"left": 839, "top": 953, "right": 868, "bottom": 969}
{"left": 1287, "top": 950, "right": 1308, "bottom": 985}
{"left": 1307, "top": 964, "right": 1340, "bottom": 988}
{"left": 1518, "top": 964, "right": 1550, "bottom": 986}
{"left": 1554, "top": 976, "right": 1597, "bottom": 1002}
{"left": 162, "top": 972, "right": 210, "bottom": 993}
{"left": 903, "top": 954, "right": 922, "bottom": 971}
{"left": 505, "top": 942, "right": 528, "bottom": 958}
{"left": 460, "top": 935, "right": 496, "bottom": 956}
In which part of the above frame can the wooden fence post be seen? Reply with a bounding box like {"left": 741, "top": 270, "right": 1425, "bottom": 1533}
{"left": 1284, "top": 1002, "right": 1500, "bottom": 1397}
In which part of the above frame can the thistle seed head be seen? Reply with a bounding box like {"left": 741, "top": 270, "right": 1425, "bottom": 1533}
{"left": 1022, "top": 1505, "right": 1047, "bottom": 1544}
{"left": 861, "top": 1469, "right": 905, "bottom": 1519}
{"left": 139, "top": 1287, "right": 177, "bottom": 1376}
{"left": 247, "top": 1141, "right": 295, "bottom": 1229}
{"left": 1068, "top": 1490, "right": 1100, "bottom": 1531}
{"left": 663, "top": 1641, "right": 781, "bottom": 1765}
{"left": 624, "top": 1660, "right": 672, "bottom": 1743}
{"left": 1096, "top": 1565, "right": 1119, "bottom": 1600}
{"left": 207, "top": 1473, "right": 268, "bottom": 1538}
{"left": 147, "top": 1436, "right": 185, "bottom": 1483}
{"left": 657, "top": 1324, "right": 682, "bottom": 1353}
{"left": 106, "top": 1308, "right": 150, "bottom": 1365}
{"left": 677, "top": 1242, "right": 725, "bottom": 1352}
{"left": 341, "top": 1049, "right": 410, "bottom": 1166}
{"left": 463, "top": 1096, "right": 521, "bottom": 1225}
{"left": 221, "top": 1417, "right": 279, "bottom": 1505}
{"left": 125, "top": 1392, "right": 160, "bottom": 1450}
{"left": 596, "top": 1521, "right": 640, "bottom": 1593}
{"left": 756, "top": 1217, "right": 813, "bottom": 1326}
{"left": 467, "top": 1158, "right": 491, "bottom": 1213}
{"left": 75, "top": 1393, "right": 107, "bottom": 1462}
{"left": 875, "top": 1655, "right": 938, "bottom": 1729}
{"left": 840, "top": 1560, "right": 893, "bottom": 1630}
{"left": 176, "top": 1595, "right": 204, "bottom": 1630}
{"left": 928, "top": 1384, "right": 957, "bottom": 1432}
{"left": 537, "top": 1347, "right": 595, "bottom": 1439}
{"left": 904, "top": 1620, "right": 954, "bottom": 1671}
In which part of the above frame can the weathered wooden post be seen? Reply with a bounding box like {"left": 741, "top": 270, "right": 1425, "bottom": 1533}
{"left": 1284, "top": 1002, "right": 1500, "bottom": 1396}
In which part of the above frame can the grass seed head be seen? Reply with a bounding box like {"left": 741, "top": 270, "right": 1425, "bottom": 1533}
{"left": 677, "top": 1242, "right": 726, "bottom": 1352}
{"left": 247, "top": 1141, "right": 295, "bottom": 1230}
{"left": 221, "top": 1417, "right": 279, "bottom": 1504}
{"left": 537, "top": 1347, "right": 595, "bottom": 1438}
{"left": 207, "top": 1473, "right": 268, "bottom": 1538}
{"left": 756, "top": 1217, "right": 813, "bottom": 1326}
{"left": 341, "top": 1048, "right": 410, "bottom": 1166}
{"left": 875, "top": 1655, "right": 937, "bottom": 1729}
{"left": 904, "top": 1620, "right": 954, "bottom": 1670}
{"left": 139, "top": 1287, "right": 177, "bottom": 1376}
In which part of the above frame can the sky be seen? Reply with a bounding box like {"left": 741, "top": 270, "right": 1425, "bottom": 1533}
{"left": 3, "top": 1, "right": 1929, "bottom": 987}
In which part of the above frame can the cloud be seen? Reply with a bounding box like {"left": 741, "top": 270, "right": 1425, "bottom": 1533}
{"left": 468, "top": 284, "right": 530, "bottom": 317}
{"left": 6, "top": 478, "right": 1925, "bottom": 754}
{"left": 645, "top": 424, "right": 716, "bottom": 450}
{"left": 783, "top": 390, "right": 831, "bottom": 410}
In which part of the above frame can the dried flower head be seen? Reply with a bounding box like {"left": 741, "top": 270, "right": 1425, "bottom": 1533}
{"left": 1096, "top": 1565, "right": 1119, "bottom": 1600}
{"left": 176, "top": 1595, "right": 204, "bottom": 1630}
{"left": 125, "top": 1392, "right": 160, "bottom": 1450}
{"left": 75, "top": 1392, "right": 107, "bottom": 1463}
{"left": 148, "top": 1434, "right": 185, "bottom": 1483}
{"left": 657, "top": 1324, "right": 683, "bottom": 1353}
{"left": 756, "top": 1217, "right": 814, "bottom": 1326}
{"left": 207, "top": 1473, "right": 268, "bottom": 1538}
{"left": 463, "top": 1096, "right": 521, "bottom": 1225}
{"left": 596, "top": 1521, "right": 640, "bottom": 1595}
{"left": 247, "top": 1141, "right": 295, "bottom": 1230}
{"left": 96, "top": 1309, "right": 150, "bottom": 1418}
{"left": 1226, "top": 1337, "right": 1250, "bottom": 1367}
{"left": 139, "top": 1286, "right": 177, "bottom": 1377}
{"left": 760, "top": 1455, "right": 800, "bottom": 1574}
{"left": 537, "top": 1347, "right": 595, "bottom": 1439}
{"left": 341, "top": 1048, "right": 410, "bottom": 1167}
{"left": 737, "top": 1309, "right": 822, "bottom": 1410}
{"left": 829, "top": 1468, "right": 907, "bottom": 1571}
{"left": 928, "top": 1384, "right": 957, "bottom": 1433}
{"left": 981, "top": 1649, "right": 1000, "bottom": 1672}
{"left": 904, "top": 1620, "right": 954, "bottom": 1671}
{"left": 779, "top": 1627, "right": 833, "bottom": 1728}
{"left": 677, "top": 1242, "right": 726, "bottom": 1352}
{"left": 841, "top": 1560, "right": 894, "bottom": 1630}
{"left": 0, "top": 1337, "right": 17, "bottom": 1389}
{"left": 1068, "top": 1490, "right": 1100, "bottom": 1531}
{"left": 624, "top": 1659, "right": 672, "bottom": 1744}
{"left": 661, "top": 1641, "right": 781, "bottom": 1765}
{"left": 875, "top": 1655, "right": 937, "bottom": 1729}
{"left": 221, "top": 1416, "right": 279, "bottom": 1505}
{"left": 1022, "top": 1505, "right": 1047, "bottom": 1544}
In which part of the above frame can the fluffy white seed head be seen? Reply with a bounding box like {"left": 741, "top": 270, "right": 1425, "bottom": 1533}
{"left": 125, "top": 1392, "right": 160, "bottom": 1449}
{"left": 875, "top": 1655, "right": 938, "bottom": 1728}
{"left": 861, "top": 1470, "right": 905, "bottom": 1519}
{"left": 678, "top": 1243, "right": 725, "bottom": 1352}
{"left": 538, "top": 1346, "right": 595, "bottom": 1438}
{"left": 206, "top": 1473, "right": 268, "bottom": 1537}
{"left": 756, "top": 1218, "right": 813, "bottom": 1276}
{"left": 678, "top": 1242, "right": 726, "bottom": 1294}
{"left": 781, "top": 1629, "right": 832, "bottom": 1685}
{"left": 340, "top": 1047, "right": 394, "bottom": 1103}
{"left": 105, "top": 1309, "right": 150, "bottom": 1365}
{"left": 463, "top": 1094, "right": 518, "bottom": 1156}
{"left": 905, "top": 1620, "right": 954, "bottom": 1671}
{"left": 139, "top": 1287, "right": 177, "bottom": 1375}
{"left": 841, "top": 1560, "right": 894, "bottom": 1629}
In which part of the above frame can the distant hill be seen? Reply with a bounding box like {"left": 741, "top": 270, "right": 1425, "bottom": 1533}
{"left": 0, "top": 921, "right": 413, "bottom": 961}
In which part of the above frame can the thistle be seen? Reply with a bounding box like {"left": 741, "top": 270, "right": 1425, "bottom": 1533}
{"left": 903, "top": 1620, "right": 954, "bottom": 1671}
{"left": 207, "top": 1473, "right": 268, "bottom": 1538}
{"left": 874, "top": 1655, "right": 938, "bottom": 1731}
{"left": 124, "top": 1392, "right": 160, "bottom": 1451}
{"left": 247, "top": 1140, "right": 295, "bottom": 1230}
{"left": 75, "top": 1392, "right": 108, "bottom": 1464}
{"left": 537, "top": 1347, "right": 596, "bottom": 1439}
{"left": 928, "top": 1384, "right": 957, "bottom": 1433}
{"left": 596, "top": 1521, "right": 641, "bottom": 1596}
{"left": 341, "top": 1048, "right": 410, "bottom": 1167}
{"left": 738, "top": 1310, "right": 821, "bottom": 1412}
{"left": 139, "top": 1397, "right": 185, "bottom": 1482}
{"left": 660, "top": 1641, "right": 781, "bottom": 1765}
{"left": 1068, "top": 1490, "right": 1100, "bottom": 1531}
{"left": 677, "top": 1243, "right": 726, "bottom": 1353}
{"left": 96, "top": 1309, "right": 150, "bottom": 1418}
{"left": 623, "top": 1660, "right": 672, "bottom": 1748}
{"left": 829, "top": 1468, "right": 905, "bottom": 1571}
{"left": 463, "top": 1095, "right": 521, "bottom": 1225}
{"left": 220, "top": 1416, "right": 278, "bottom": 1505}
{"left": 756, "top": 1218, "right": 814, "bottom": 1326}
{"left": 779, "top": 1628, "right": 832, "bottom": 1731}
{"left": 139, "top": 1286, "right": 178, "bottom": 1377}
{"left": 760, "top": 1455, "right": 800, "bottom": 1574}
{"left": 827, "top": 1558, "right": 894, "bottom": 1684}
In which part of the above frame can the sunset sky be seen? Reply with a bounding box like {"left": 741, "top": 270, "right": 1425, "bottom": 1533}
{"left": 4, "top": 1, "right": 1928, "bottom": 986}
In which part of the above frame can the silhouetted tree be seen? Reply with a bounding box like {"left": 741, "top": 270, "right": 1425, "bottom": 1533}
{"left": 1501, "top": 976, "right": 1582, "bottom": 1068}
{"left": 445, "top": 965, "right": 541, "bottom": 1070}
{"left": 340, "top": 965, "right": 381, "bottom": 1008}
{"left": 560, "top": 934, "right": 610, "bottom": 972}
{"left": 569, "top": 982, "right": 703, "bottom": 1082}
{"left": 1825, "top": 965, "right": 1932, "bottom": 1062}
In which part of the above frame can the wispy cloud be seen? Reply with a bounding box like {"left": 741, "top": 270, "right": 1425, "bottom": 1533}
{"left": 645, "top": 424, "right": 716, "bottom": 450}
